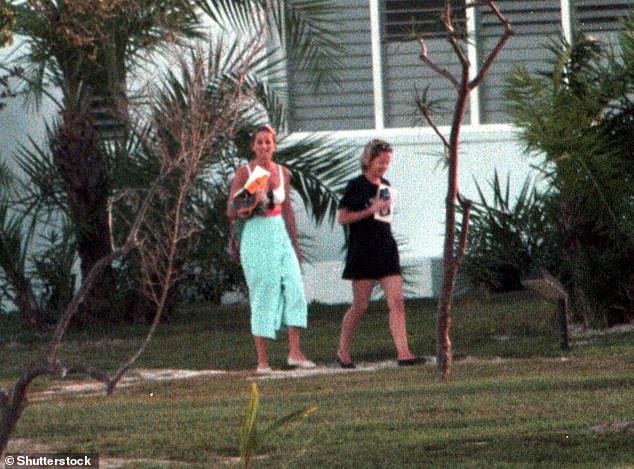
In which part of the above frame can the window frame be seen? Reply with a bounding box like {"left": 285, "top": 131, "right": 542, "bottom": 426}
{"left": 381, "top": 0, "right": 467, "bottom": 43}
{"left": 288, "top": 0, "right": 631, "bottom": 134}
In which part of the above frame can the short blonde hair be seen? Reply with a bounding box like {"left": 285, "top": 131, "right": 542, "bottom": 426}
{"left": 359, "top": 139, "right": 392, "bottom": 171}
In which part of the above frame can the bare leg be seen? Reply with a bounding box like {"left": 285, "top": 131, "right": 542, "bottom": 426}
{"left": 379, "top": 275, "right": 414, "bottom": 360}
{"left": 254, "top": 336, "right": 269, "bottom": 369}
{"left": 337, "top": 279, "right": 374, "bottom": 363}
{"left": 287, "top": 326, "right": 307, "bottom": 361}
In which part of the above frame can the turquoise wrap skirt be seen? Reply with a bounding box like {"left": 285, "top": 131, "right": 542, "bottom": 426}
{"left": 240, "top": 215, "right": 308, "bottom": 339}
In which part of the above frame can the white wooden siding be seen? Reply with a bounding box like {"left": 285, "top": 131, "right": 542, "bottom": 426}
{"left": 287, "top": 0, "right": 375, "bottom": 131}
{"left": 286, "top": 0, "right": 633, "bottom": 132}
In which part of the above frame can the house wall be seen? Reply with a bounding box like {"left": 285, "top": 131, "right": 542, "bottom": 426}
{"left": 2, "top": 2, "right": 631, "bottom": 308}
{"left": 286, "top": 0, "right": 632, "bottom": 304}
{"left": 294, "top": 125, "right": 533, "bottom": 303}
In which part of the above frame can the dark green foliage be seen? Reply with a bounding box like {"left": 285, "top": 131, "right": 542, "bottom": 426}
{"left": 30, "top": 224, "right": 76, "bottom": 322}
{"left": 504, "top": 15, "right": 634, "bottom": 326}
{"left": 460, "top": 172, "right": 560, "bottom": 293}
{"left": 0, "top": 165, "right": 75, "bottom": 326}
{"left": 1, "top": 1, "right": 354, "bottom": 326}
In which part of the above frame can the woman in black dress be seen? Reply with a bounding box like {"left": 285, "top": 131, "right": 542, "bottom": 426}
{"left": 336, "top": 139, "right": 423, "bottom": 368}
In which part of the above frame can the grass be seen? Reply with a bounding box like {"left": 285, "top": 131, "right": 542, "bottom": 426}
{"left": 2, "top": 291, "right": 634, "bottom": 468}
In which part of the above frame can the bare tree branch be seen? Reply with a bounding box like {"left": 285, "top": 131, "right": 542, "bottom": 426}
{"left": 109, "top": 37, "right": 263, "bottom": 389}
{"left": 417, "top": 0, "right": 512, "bottom": 380}
{"left": 418, "top": 36, "right": 460, "bottom": 89}
{"left": 469, "top": 1, "right": 513, "bottom": 90}
{"left": 443, "top": 2, "right": 470, "bottom": 69}
{"left": 46, "top": 239, "right": 138, "bottom": 360}
{"left": 455, "top": 193, "right": 473, "bottom": 267}
{"left": 416, "top": 98, "right": 450, "bottom": 149}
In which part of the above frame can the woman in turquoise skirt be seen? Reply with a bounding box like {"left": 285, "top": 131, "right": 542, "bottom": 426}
{"left": 227, "top": 125, "right": 315, "bottom": 374}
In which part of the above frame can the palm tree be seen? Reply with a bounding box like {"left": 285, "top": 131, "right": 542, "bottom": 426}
{"left": 505, "top": 17, "right": 634, "bottom": 326}
{"left": 99, "top": 39, "right": 355, "bottom": 318}
{"left": 7, "top": 0, "right": 207, "bottom": 323}
{"left": 0, "top": 1, "right": 13, "bottom": 48}
{"left": 4, "top": 0, "right": 352, "bottom": 324}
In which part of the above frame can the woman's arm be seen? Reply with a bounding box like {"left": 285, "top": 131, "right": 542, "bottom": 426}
{"left": 226, "top": 166, "right": 249, "bottom": 219}
{"left": 280, "top": 166, "right": 303, "bottom": 263}
{"left": 338, "top": 197, "right": 390, "bottom": 225}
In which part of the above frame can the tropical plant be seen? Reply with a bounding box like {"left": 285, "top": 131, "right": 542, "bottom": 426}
{"left": 5, "top": 0, "right": 205, "bottom": 323}
{"left": 0, "top": 42, "right": 256, "bottom": 453}
{"left": 240, "top": 382, "right": 316, "bottom": 469}
{"left": 0, "top": 192, "right": 46, "bottom": 326}
{"left": 2, "top": 0, "right": 353, "bottom": 325}
{"left": 505, "top": 17, "right": 634, "bottom": 327}
{"left": 30, "top": 222, "right": 76, "bottom": 321}
{"left": 460, "top": 172, "right": 560, "bottom": 293}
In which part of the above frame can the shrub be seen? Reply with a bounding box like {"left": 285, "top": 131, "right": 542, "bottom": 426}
{"left": 460, "top": 172, "right": 560, "bottom": 292}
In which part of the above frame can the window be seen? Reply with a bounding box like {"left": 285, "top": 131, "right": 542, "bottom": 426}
{"left": 286, "top": 0, "right": 375, "bottom": 131}
{"left": 574, "top": 0, "right": 632, "bottom": 34}
{"left": 382, "top": 0, "right": 469, "bottom": 127}
{"left": 477, "top": 0, "right": 562, "bottom": 123}
{"left": 383, "top": 0, "right": 466, "bottom": 42}
{"left": 285, "top": 0, "right": 634, "bottom": 132}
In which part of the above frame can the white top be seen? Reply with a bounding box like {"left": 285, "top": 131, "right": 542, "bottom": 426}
{"left": 247, "top": 163, "right": 285, "bottom": 205}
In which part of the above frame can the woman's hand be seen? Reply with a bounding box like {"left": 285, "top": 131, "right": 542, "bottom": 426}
{"left": 233, "top": 186, "right": 266, "bottom": 219}
{"left": 236, "top": 207, "right": 254, "bottom": 219}
{"left": 369, "top": 196, "right": 391, "bottom": 214}
{"left": 338, "top": 196, "right": 391, "bottom": 225}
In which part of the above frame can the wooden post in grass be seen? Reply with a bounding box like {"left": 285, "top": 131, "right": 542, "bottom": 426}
{"left": 521, "top": 269, "right": 570, "bottom": 350}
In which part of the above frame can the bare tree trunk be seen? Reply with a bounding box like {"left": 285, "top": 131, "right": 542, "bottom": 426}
{"left": 1, "top": 366, "right": 43, "bottom": 453}
{"left": 418, "top": 1, "right": 512, "bottom": 379}
{"left": 436, "top": 82, "right": 469, "bottom": 378}
{"left": 558, "top": 195, "right": 594, "bottom": 328}
{"left": 12, "top": 282, "right": 47, "bottom": 329}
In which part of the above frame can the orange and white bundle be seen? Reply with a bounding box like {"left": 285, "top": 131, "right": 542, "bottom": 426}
{"left": 231, "top": 166, "right": 271, "bottom": 217}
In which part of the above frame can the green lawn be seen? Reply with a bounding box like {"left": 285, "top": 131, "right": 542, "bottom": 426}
{"left": 2, "top": 291, "right": 634, "bottom": 468}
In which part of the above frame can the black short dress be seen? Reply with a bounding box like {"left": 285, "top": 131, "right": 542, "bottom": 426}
{"left": 339, "top": 175, "right": 401, "bottom": 280}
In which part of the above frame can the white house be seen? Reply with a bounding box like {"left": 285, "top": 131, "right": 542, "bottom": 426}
{"left": 285, "top": 0, "right": 632, "bottom": 304}
{"left": 1, "top": 1, "right": 631, "bottom": 307}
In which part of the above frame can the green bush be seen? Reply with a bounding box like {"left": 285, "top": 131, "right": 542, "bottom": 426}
{"left": 460, "top": 172, "right": 561, "bottom": 292}
{"left": 503, "top": 19, "right": 634, "bottom": 326}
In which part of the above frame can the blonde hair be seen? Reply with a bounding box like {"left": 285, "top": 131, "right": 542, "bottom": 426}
{"left": 251, "top": 124, "right": 276, "bottom": 144}
{"left": 359, "top": 139, "right": 392, "bottom": 171}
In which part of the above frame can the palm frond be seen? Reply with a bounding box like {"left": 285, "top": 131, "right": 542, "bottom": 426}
{"left": 274, "top": 0, "right": 344, "bottom": 89}
{"left": 0, "top": 198, "right": 32, "bottom": 287}
{"left": 460, "top": 172, "right": 558, "bottom": 292}
{"left": 13, "top": 128, "right": 69, "bottom": 219}
{"left": 125, "top": 0, "right": 206, "bottom": 55}
{"left": 0, "top": 159, "right": 13, "bottom": 190}
{"left": 31, "top": 218, "right": 77, "bottom": 318}
{"left": 195, "top": 0, "right": 257, "bottom": 33}
{"left": 197, "top": 0, "right": 344, "bottom": 90}
{"left": 275, "top": 135, "right": 357, "bottom": 225}
{"left": 10, "top": 0, "right": 207, "bottom": 109}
